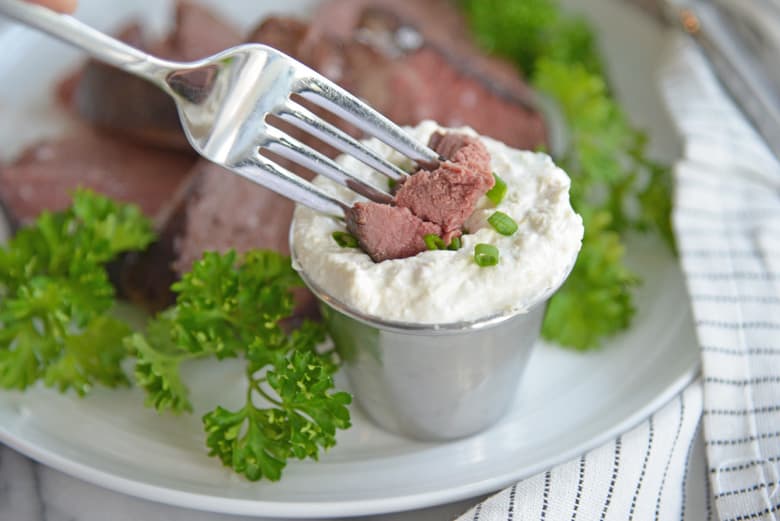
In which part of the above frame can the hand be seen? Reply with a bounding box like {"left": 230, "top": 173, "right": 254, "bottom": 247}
{"left": 28, "top": 0, "right": 77, "bottom": 13}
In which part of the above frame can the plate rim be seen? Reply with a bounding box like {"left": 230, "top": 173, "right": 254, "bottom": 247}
{"left": 0, "top": 363, "right": 699, "bottom": 517}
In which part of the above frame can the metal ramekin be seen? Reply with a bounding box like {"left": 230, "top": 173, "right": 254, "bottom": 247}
{"left": 291, "top": 238, "right": 576, "bottom": 441}
{"left": 290, "top": 97, "right": 572, "bottom": 441}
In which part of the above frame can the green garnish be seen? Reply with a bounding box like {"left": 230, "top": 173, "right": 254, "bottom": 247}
{"left": 462, "top": 0, "right": 674, "bottom": 350}
{"left": 0, "top": 189, "right": 154, "bottom": 394}
{"left": 1, "top": 193, "right": 350, "bottom": 482}
{"left": 485, "top": 173, "right": 508, "bottom": 205}
{"left": 474, "top": 243, "right": 500, "bottom": 267}
{"left": 424, "top": 234, "right": 446, "bottom": 250}
{"left": 448, "top": 236, "right": 463, "bottom": 251}
{"left": 487, "top": 211, "right": 518, "bottom": 236}
{"left": 541, "top": 209, "right": 639, "bottom": 350}
{"left": 332, "top": 231, "right": 359, "bottom": 248}
{"left": 128, "top": 250, "right": 350, "bottom": 481}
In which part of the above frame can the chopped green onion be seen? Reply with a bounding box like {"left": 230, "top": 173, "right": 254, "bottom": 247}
{"left": 332, "top": 231, "right": 359, "bottom": 248}
{"left": 388, "top": 178, "right": 398, "bottom": 191}
{"left": 474, "top": 244, "right": 499, "bottom": 267}
{"left": 447, "top": 236, "right": 462, "bottom": 251}
{"left": 485, "top": 172, "right": 507, "bottom": 205}
{"left": 488, "top": 211, "right": 518, "bottom": 236}
{"left": 424, "top": 234, "right": 446, "bottom": 250}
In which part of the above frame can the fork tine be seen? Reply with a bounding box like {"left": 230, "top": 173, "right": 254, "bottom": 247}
{"left": 260, "top": 125, "right": 394, "bottom": 204}
{"left": 296, "top": 76, "right": 442, "bottom": 168}
{"left": 275, "top": 99, "right": 410, "bottom": 182}
{"left": 228, "top": 152, "right": 347, "bottom": 217}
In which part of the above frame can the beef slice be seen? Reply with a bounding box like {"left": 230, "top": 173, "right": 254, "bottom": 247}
{"left": 68, "top": 2, "right": 243, "bottom": 150}
{"left": 170, "top": 160, "right": 296, "bottom": 275}
{"left": 0, "top": 129, "right": 196, "bottom": 229}
{"left": 346, "top": 202, "right": 441, "bottom": 262}
{"left": 395, "top": 132, "right": 493, "bottom": 236}
{"left": 303, "top": 0, "right": 548, "bottom": 151}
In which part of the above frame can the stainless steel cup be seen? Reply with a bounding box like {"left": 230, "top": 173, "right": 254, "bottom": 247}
{"left": 290, "top": 96, "right": 572, "bottom": 441}
{"left": 292, "top": 245, "right": 574, "bottom": 441}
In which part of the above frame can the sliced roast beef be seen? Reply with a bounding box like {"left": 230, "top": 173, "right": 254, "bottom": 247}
{"left": 346, "top": 202, "right": 441, "bottom": 262}
{"left": 117, "top": 184, "right": 191, "bottom": 312}
{"left": 67, "top": 2, "right": 242, "bottom": 150}
{"left": 72, "top": 23, "right": 184, "bottom": 150}
{"left": 113, "top": 159, "right": 319, "bottom": 314}
{"left": 272, "top": 0, "right": 548, "bottom": 151}
{"left": 170, "top": 161, "right": 297, "bottom": 275}
{"left": 158, "top": 160, "right": 317, "bottom": 316}
{"left": 247, "top": 17, "right": 310, "bottom": 57}
{"left": 0, "top": 129, "right": 196, "bottom": 229}
{"left": 395, "top": 132, "right": 493, "bottom": 237}
{"left": 161, "top": 1, "right": 244, "bottom": 62}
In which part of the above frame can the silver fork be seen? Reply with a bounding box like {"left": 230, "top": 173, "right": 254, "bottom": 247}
{"left": 0, "top": 0, "right": 441, "bottom": 217}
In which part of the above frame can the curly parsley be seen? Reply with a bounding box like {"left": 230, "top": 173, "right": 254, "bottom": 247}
{"left": 0, "top": 189, "right": 154, "bottom": 394}
{"left": 1, "top": 193, "right": 350, "bottom": 481}
{"left": 127, "top": 250, "right": 350, "bottom": 481}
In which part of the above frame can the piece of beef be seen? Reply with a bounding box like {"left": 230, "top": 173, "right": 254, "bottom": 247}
{"left": 72, "top": 23, "right": 184, "bottom": 150}
{"left": 299, "top": 1, "right": 547, "bottom": 151}
{"left": 428, "top": 131, "right": 492, "bottom": 173}
{"left": 170, "top": 160, "right": 318, "bottom": 317}
{"left": 346, "top": 202, "right": 442, "bottom": 262}
{"left": 248, "top": 19, "right": 363, "bottom": 165}
{"left": 161, "top": 1, "right": 244, "bottom": 62}
{"left": 0, "top": 129, "right": 196, "bottom": 229}
{"left": 247, "top": 17, "right": 310, "bottom": 57}
{"left": 312, "top": 0, "right": 536, "bottom": 97}
{"left": 346, "top": 132, "right": 493, "bottom": 262}
{"left": 116, "top": 165, "right": 196, "bottom": 311}
{"left": 395, "top": 132, "right": 493, "bottom": 237}
{"left": 170, "top": 161, "right": 296, "bottom": 275}
{"left": 245, "top": 9, "right": 546, "bottom": 150}
{"left": 115, "top": 159, "right": 318, "bottom": 316}
{"left": 67, "top": 2, "right": 242, "bottom": 150}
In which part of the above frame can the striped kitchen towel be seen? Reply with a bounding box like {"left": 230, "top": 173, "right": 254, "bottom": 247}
{"left": 664, "top": 34, "right": 780, "bottom": 520}
{"left": 457, "top": 384, "right": 704, "bottom": 520}
{"left": 457, "top": 34, "right": 780, "bottom": 521}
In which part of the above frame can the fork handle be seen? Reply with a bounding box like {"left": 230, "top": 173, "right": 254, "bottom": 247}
{"left": 0, "top": 0, "right": 173, "bottom": 89}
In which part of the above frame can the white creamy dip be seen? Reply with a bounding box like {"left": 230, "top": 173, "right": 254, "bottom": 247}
{"left": 291, "top": 121, "right": 584, "bottom": 324}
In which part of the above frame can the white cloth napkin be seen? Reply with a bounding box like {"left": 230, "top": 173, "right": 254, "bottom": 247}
{"left": 664, "top": 34, "right": 780, "bottom": 520}
{"left": 457, "top": 34, "right": 780, "bottom": 521}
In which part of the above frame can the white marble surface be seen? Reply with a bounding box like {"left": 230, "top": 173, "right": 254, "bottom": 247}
{"left": 0, "top": 440, "right": 710, "bottom": 521}
{"left": 0, "top": 444, "right": 483, "bottom": 521}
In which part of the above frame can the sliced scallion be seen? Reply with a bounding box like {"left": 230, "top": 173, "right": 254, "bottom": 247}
{"left": 424, "top": 234, "right": 446, "bottom": 250}
{"left": 485, "top": 172, "right": 507, "bottom": 205}
{"left": 332, "top": 231, "right": 359, "bottom": 248}
{"left": 474, "top": 243, "right": 499, "bottom": 267}
{"left": 487, "top": 211, "right": 518, "bottom": 236}
{"left": 447, "top": 236, "right": 462, "bottom": 251}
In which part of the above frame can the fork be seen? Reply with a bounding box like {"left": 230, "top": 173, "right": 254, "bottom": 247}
{"left": 0, "top": 0, "right": 442, "bottom": 217}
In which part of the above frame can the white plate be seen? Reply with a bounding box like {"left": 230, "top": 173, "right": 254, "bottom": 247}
{"left": 0, "top": 0, "right": 698, "bottom": 518}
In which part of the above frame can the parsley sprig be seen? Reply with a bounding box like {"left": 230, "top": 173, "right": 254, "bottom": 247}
{"left": 1, "top": 192, "right": 350, "bottom": 481}
{"left": 0, "top": 189, "right": 154, "bottom": 394}
{"left": 126, "top": 250, "right": 351, "bottom": 481}
{"left": 462, "top": 0, "right": 675, "bottom": 350}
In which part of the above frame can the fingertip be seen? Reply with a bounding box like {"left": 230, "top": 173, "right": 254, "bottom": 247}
{"left": 29, "top": 0, "right": 78, "bottom": 14}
